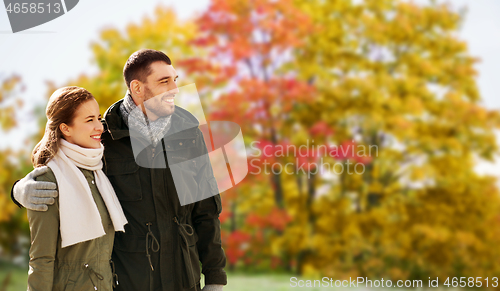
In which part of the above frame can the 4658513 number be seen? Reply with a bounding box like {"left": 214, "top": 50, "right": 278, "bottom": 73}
{"left": 5, "top": 2, "right": 61, "bottom": 14}
{"left": 444, "top": 277, "right": 498, "bottom": 288}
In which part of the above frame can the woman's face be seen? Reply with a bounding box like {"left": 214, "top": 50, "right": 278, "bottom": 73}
{"left": 60, "top": 99, "right": 103, "bottom": 149}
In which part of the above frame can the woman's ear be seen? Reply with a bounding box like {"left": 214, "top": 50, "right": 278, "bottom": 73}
{"left": 59, "top": 123, "right": 71, "bottom": 138}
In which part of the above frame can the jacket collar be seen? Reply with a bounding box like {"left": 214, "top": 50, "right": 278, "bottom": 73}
{"left": 103, "top": 98, "right": 200, "bottom": 141}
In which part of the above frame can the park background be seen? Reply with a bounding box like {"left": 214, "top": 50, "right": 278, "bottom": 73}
{"left": 1, "top": 0, "right": 500, "bottom": 290}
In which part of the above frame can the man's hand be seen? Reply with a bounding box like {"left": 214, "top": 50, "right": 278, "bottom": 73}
{"left": 201, "top": 285, "right": 223, "bottom": 291}
{"left": 13, "top": 166, "right": 58, "bottom": 211}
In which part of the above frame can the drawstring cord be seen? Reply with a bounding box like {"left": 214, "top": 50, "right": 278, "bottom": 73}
{"left": 110, "top": 259, "right": 119, "bottom": 287}
{"left": 173, "top": 216, "right": 197, "bottom": 288}
{"left": 84, "top": 263, "right": 104, "bottom": 291}
{"left": 145, "top": 222, "right": 160, "bottom": 291}
{"left": 145, "top": 222, "right": 160, "bottom": 271}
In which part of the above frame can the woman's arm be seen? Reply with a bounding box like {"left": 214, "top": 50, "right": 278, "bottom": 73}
{"left": 27, "top": 169, "right": 59, "bottom": 291}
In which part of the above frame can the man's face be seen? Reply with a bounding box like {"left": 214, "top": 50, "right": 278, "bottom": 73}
{"left": 142, "top": 61, "right": 179, "bottom": 120}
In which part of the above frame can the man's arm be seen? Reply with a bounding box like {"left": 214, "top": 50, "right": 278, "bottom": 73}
{"left": 192, "top": 135, "right": 227, "bottom": 288}
{"left": 10, "top": 180, "right": 23, "bottom": 208}
{"left": 192, "top": 191, "right": 227, "bottom": 286}
{"left": 202, "top": 285, "right": 224, "bottom": 291}
{"left": 11, "top": 166, "right": 58, "bottom": 211}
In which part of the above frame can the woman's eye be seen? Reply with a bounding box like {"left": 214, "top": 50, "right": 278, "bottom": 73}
{"left": 87, "top": 119, "right": 93, "bottom": 122}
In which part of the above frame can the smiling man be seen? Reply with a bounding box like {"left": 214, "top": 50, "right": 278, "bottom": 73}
{"left": 129, "top": 60, "right": 178, "bottom": 121}
{"left": 12, "top": 49, "right": 227, "bottom": 291}
{"left": 121, "top": 52, "right": 179, "bottom": 148}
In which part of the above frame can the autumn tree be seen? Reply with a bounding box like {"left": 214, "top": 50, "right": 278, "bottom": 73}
{"left": 283, "top": 0, "right": 500, "bottom": 281}
{"left": 181, "top": 0, "right": 319, "bottom": 271}
{"left": 0, "top": 75, "right": 31, "bottom": 259}
{"left": 181, "top": 0, "right": 500, "bottom": 282}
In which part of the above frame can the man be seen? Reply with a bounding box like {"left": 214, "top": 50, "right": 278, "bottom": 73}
{"left": 12, "top": 49, "right": 227, "bottom": 291}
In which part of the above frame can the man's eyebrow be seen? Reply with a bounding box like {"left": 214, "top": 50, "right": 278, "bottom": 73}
{"left": 157, "top": 75, "right": 179, "bottom": 82}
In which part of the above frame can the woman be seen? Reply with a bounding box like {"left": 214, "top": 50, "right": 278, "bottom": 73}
{"left": 27, "top": 86, "right": 128, "bottom": 291}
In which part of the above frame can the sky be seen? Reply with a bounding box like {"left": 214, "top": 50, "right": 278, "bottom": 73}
{"left": 0, "top": 0, "right": 210, "bottom": 147}
{"left": 0, "top": 0, "right": 499, "bottom": 174}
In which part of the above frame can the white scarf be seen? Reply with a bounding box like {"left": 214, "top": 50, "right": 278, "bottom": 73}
{"left": 47, "top": 139, "right": 128, "bottom": 248}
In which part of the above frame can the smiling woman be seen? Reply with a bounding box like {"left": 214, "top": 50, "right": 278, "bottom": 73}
{"left": 59, "top": 98, "right": 103, "bottom": 149}
{"left": 27, "top": 86, "right": 128, "bottom": 291}
{"left": 32, "top": 86, "right": 99, "bottom": 166}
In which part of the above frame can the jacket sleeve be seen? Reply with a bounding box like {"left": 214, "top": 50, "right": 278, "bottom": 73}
{"left": 10, "top": 180, "right": 23, "bottom": 208}
{"left": 191, "top": 132, "right": 227, "bottom": 286}
{"left": 27, "top": 169, "right": 59, "bottom": 291}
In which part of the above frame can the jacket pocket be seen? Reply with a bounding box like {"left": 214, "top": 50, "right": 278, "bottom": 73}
{"left": 63, "top": 280, "right": 75, "bottom": 291}
{"left": 53, "top": 266, "right": 71, "bottom": 291}
{"left": 106, "top": 159, "right": 142, "bottom": 201}
{"left": 175, "top": 220, "right": 201, "bottom": 289}
{"left": 112, "top": 234, "right": 152, "bottom": 291}
{"left": 62, "top": 269, "right": 96, "bottom": 291}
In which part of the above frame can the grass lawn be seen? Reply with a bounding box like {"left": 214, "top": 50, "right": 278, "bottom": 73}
{"left": 1, "top": 266, "right": 323, "bottom": 291}
{"left": 0, "top": 263, "right": 479, "bottom": 291}
{"left": 0, "top": 262, "right": 28, "bottom": 291}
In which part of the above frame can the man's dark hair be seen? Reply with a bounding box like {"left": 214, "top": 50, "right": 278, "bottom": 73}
{"left": 123, "top": 49, "right": 172, "bottom": 90}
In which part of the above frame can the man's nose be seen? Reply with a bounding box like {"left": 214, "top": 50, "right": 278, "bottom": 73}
{"left": 169, "top": 83, "right": 179, "bottom": 94}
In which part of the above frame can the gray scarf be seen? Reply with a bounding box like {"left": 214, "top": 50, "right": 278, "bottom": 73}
{"left": 120, "top": 92, "right": 172, "bottom": 147}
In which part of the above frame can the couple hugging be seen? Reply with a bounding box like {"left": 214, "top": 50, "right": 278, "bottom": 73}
{"left": 12, "top": 49, "right": 227, "bottom": 291}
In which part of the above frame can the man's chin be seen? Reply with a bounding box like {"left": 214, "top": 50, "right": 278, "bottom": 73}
{"left": 158, "top": 107, "right": 175, "bottom": 118}
{"left": 145, "top": 105, "right": 174, "bottom": 119}
{"left": 165, "top": 105, "right": 175, "bottom": 116}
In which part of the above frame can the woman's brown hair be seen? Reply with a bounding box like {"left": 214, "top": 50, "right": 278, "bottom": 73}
{"left": 32, "top": 86, "right": 96, "bottom": 167}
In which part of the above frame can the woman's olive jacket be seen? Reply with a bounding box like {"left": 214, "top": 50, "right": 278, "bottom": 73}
{"left": 27, "top": 168, "right": 117, "bottom": 291}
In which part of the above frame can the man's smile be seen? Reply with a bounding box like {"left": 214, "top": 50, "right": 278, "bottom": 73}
{"left": 163, "top": 96, "right": 175, "bottom": 104}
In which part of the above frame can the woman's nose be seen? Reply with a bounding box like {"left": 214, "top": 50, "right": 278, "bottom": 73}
{"left": 95, "top": 120, "right": 104, "bottom": 132}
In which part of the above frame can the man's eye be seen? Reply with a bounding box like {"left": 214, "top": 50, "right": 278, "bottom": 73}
{"left": 87, "top": 119, "right": 93, "bottom": 122}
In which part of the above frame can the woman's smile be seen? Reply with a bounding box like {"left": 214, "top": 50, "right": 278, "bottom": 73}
{"left": 90, "top": 134, "right": 101, "bottom": 142}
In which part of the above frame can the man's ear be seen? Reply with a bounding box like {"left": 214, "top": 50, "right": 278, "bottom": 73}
{"left": 130, "top": 80, "right": 144, "bottom": 105}
{"left": 59, "top": 123, "right": 71, "bottom": 138}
